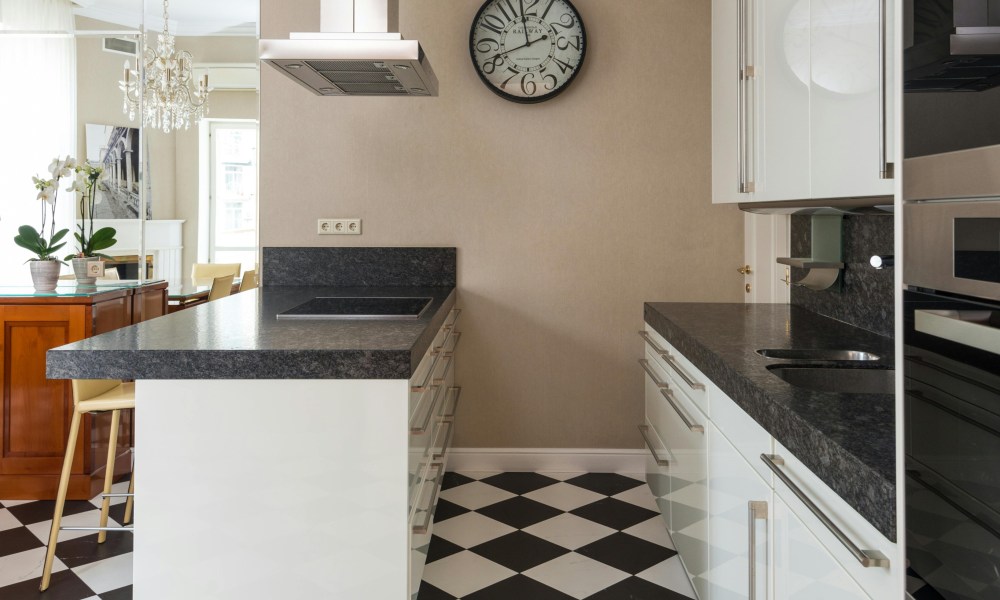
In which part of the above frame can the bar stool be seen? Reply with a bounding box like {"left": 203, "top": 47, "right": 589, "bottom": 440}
{"left": 40, "top": 380, "right": 135, "bottom": 592}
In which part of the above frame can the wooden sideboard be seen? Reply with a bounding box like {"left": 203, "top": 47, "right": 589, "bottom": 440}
{"left": 0, "top": 281, "right": 167, "bottom": 499}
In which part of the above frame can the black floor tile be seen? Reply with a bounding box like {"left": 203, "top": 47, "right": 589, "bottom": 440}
{"left": 431, "top": 498, "right": 469, "bottom": 523}
{"left": 913, "top": 584, "right": 949, "bottom": 600}
{"left": 0, "top": 526, "right": 45, "bottom": 558}
{"left": 584, "top": 575, "right": 692, "bottom": 600}
{"left": 415, "top": 581, "right": 458, "bottom": 600}
{"left": 55, "top": 532, "right": 133, "bottom": 569}
{"left": 571, "top": 497, "right": 660, "bottom": 531}
{"left": 463, "top": 574, "right": 575, "bottom": 600}
{"left": 440, "top": 472, "right": 476, "bottom": 490}
{"left": 425, "top": 535, "right": 465, "bottom": 564}
{"left": 576, "top": 532, "right": 677, "bottom": 574}
{"left": 0, "top": 570, "right": 94, "bottom": 600}
{"left": 564, "top": 473, "right": 644, "bottom": 496}
{"left": 100, "top": 585, "right": 133, "bottom": 600}
{"left": 470, "top": 531, "right": 570, "bottom": 572}
{"left": 477, "top": 496, "right": 563, "bottom": 530}
{"left": 480, "top": 472, "right": 560, "bottom": 495}
{"left": 6, "top": 500, "right": 97, "bottom": 526}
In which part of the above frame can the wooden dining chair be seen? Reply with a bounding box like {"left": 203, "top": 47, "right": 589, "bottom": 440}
{"left": 40, "top": 380, "right": 135, "bottom": 591}
{"left": 208, "top": 274, "right": 236, "bottom": 301}
{"left": 191, "top": 263, "right": 241, "bottom": 286}
{"left": 239, "top": 269, "right": 258, "bottom": 292}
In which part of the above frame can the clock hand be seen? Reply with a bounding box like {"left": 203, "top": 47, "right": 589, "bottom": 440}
{"left": 520, "top": 0, "right": 529, "bottom": 47}
{"left": 487, "top": 35, "right": 549, "bottom": 62}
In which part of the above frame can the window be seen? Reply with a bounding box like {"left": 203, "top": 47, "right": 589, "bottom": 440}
{"left": 208, "top": 121, "right": 258, "bottom": 272}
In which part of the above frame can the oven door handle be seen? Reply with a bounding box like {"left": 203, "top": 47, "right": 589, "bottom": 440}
{"left": 915, "top": 309, "right": 1000, "bottom": 356}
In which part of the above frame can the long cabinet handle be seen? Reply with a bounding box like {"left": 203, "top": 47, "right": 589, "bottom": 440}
{"left": 638, "top": 331, "right": 706, "bottom": 390}
{"left": 411, "top": 350, "right": 441, "bottom": 392}
{"left": 412, "top": 462, "right": 444, "bottom": 535}
{"left": 760, "top": 454, "right": 890, "bottom": 568}
{"left": 441, "top": 386, "right": 461, "bottom": 419}
{"left": 638, "top": 425, "right": 670, "bottom": 466}
{"left": 639, "top": 359, "right": 669, "bottom": 388}
{"left": 748, "top": 500, "right": 768, "bottom": 600}
{"left": 660, "top": 388, "right": 704, "bottom": 433}
{"left": 432, "top": 419, "right": 455, "bottom": 461}
{"left": 409, "top": 385, "right": 443, "bottom": 434}
{"left": 878, "top": 0, "right": 893, "bottom": 179}
{"left": 737, "top": 0, "right": 756, "bottom": 193}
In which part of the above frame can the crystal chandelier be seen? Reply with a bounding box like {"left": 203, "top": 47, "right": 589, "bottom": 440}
{"left": 119, "top": 0, "right": 209, "bottom": 133}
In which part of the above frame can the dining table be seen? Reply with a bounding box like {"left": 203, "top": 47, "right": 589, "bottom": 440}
{"left": 166, "top": 277, "right": 242, "bottom": 313}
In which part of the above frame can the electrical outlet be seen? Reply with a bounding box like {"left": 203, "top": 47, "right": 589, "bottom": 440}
{"left": 318, "top": 218, "right": 362, "bottom": 235}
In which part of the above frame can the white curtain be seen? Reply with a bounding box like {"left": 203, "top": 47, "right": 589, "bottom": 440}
{"left": 0, "top": 0, "right": 76, "bottom": 284}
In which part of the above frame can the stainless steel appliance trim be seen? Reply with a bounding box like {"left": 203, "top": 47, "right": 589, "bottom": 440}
{"left": 411, "top": 462, "right": 443, "bottom": 535}
{"left": 639, "top": 359, "right": 669, "bottom": 389}
{"left": 660, "top": 388, "right": 704, "bottom": 433}
{"left": 638, "top": 331, "right": 706, "bottom": 390}
{"left": 748, "top": 500, "right": 768, "bottom": 600}
{"left": 761, "top": 453, "right": 890, "bottom": 568}
{"left": 638, "top": 425, "right": 670, "bottom": 466}
{"left": 915, "top": 310, "right": 1000, "bottom": 356}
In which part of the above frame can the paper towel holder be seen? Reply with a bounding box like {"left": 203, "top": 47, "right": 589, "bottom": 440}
{"left": 776, "top": 214, "right": 844, "bottom": 291}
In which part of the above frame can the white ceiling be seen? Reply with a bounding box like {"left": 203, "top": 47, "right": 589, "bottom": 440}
{"left": 73, "top": 0, "right": 258, "bottom": 36}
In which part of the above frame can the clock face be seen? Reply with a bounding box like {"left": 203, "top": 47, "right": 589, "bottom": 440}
{"left": 470, "top": 0, "right": 587, "bottom": 103}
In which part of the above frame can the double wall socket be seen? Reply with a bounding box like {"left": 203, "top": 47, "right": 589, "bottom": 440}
{"left": 318, "top": 218, "right": 362, "bottom": 235}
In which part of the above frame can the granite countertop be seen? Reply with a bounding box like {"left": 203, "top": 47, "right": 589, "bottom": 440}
{"left": 644, "top": 302, "right": 896, "bottom": 540}
{"left": 47, "top": 285, "right": 456, "bottom": 380}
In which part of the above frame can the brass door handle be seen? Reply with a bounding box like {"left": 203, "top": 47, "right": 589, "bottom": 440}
{"left": 738, "top": 265, "right": 753, "bottom": 275}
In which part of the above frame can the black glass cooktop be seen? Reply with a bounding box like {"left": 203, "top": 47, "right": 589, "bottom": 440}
{"left": 276, "top": 296, "right": 433, "bottom": 320}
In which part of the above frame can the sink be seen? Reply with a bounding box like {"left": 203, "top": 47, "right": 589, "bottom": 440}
{"left": 756, "top": 348, "right": 881, "bottom": 361}
{"left": 276, "top": 296, "right": 433, "bottom": 320}
{"left": 767, "top": 365, "right": 894, "bottom": 394}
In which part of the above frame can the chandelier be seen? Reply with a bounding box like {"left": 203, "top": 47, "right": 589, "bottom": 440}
{"left": 119, "top": 0, "right": 209, "bottom": 133}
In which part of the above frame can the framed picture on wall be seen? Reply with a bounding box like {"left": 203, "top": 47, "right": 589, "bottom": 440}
{"left": 84, "top": 123, "right": 150, "bottom": 219}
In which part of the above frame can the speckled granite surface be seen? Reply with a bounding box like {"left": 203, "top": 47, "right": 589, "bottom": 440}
{"left": 644, "top": 302, "right": 896, "bottom": 541}
{"left": 790, "top": 215, "right": 894, "bottom": 336}
{"left": 47, "top": 285, "right": 456, "bottom": 380}
{"left": 263, "top": 247, "right": 456, "bottom": 287}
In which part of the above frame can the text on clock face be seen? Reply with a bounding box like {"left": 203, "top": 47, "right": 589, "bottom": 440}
{"left": 472, "top": 0, "right": 585, "bottom": 99}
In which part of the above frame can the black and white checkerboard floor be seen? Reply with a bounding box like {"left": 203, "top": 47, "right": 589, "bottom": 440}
{"left": 0, "top": 472, "right": 942, "bottom": 599}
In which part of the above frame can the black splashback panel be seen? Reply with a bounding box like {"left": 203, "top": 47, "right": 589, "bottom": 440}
{"left": 262, "top": 247, "right": 457, "bottom": 287}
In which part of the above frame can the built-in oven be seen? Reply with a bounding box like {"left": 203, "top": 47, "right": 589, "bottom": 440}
{"left": 905, "top": 198, "right": 1000, "bottom": 600}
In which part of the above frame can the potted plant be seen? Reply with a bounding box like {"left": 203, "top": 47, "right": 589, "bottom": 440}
{"left": 12, "top": 157, "right": 74, "bottom": 292}
{"left": 65, "top": 164, "right": 116, "bottom": 285}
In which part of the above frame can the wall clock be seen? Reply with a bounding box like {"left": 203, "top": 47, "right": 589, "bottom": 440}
{"left": 470, "top": 0, "right": 587, "bottom": 103}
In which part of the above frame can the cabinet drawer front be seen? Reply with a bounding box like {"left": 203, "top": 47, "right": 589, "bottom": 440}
{"left": 642, "top": 325, "right": 709, "bottom": 416}
{"left": 771, "top": 440, "right": 896, "bottom": 600}
{"left": 712, "top": 387, "right": 773, "bottom": 484}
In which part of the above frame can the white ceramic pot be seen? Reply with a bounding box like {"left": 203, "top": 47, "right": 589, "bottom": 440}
{"left": 71, "top": 257, "right": 97, "bottom": 285}
{"left": 29, "top": 260, "right": 61, "bottom": 292}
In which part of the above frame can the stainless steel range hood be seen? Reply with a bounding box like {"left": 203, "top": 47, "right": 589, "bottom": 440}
{"left": 905, "top": 0, "right": 1000, "bottom": 92}
{"left": 259, "top": 0, "right": 437, "bottom": 97}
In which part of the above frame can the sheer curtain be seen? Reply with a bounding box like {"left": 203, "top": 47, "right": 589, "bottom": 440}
{"left": 0, "top": 0, "right": 76, "bottom": 284}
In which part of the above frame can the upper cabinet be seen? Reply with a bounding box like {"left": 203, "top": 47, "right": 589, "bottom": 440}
{"left": 713, "top": 0, "right": 895, "bottom": 204}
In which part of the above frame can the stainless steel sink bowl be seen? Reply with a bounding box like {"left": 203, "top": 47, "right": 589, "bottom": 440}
{"left": 767, "top": 365, "right": 894, "bottom": 394}
{"left": 756, "top": 348, "right": 881, "bottom": 361}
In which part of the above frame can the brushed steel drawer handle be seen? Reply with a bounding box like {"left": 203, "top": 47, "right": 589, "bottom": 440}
{"left": 638, "top": 331, "right": 706, "bottom": 390}
{"left": 412, "top": 462, "right": 444, "bottom": 535}
{"left": 443, "top": 331, "right": 461, "bottom": 357}
{"left": 748, "top": 500, "right": 768, "bottom": 600}
{"left": 411, "top": 350, "right": 441, "bottom": 392}
{"left": 760, "top": 454, "right": 890, "bottom": 568}
{"left": 432, "top": 419, "right": 455, "bottom": 460}
{"left": 441, "top": 386, "right": 461, "bottom": 419}
{"left": 638, "top": 425, "right": 669, "bottom": 466}
{"left": 443, "top": 308, "right": 461, "bottom": 330}
{"left": 660, "top": 388, "right": 704, "bottom": 433}
{"left": 639, "top": 359, "right": 669, "bottom": 389}
{"left": 409, "top": 385, "right": 442, "bottom": 434}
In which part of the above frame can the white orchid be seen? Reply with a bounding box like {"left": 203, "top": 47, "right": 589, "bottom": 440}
{"left": 36, "top": 186, "right": 55, "bottom": 204}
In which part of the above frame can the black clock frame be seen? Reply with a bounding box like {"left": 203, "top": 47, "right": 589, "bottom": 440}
{"left": 469, "top": 0, "right": 587, "bottom": 104}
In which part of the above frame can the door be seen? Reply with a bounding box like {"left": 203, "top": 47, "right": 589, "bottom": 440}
{"left": 743, "top": 213, "right": 790, "bottom": 303}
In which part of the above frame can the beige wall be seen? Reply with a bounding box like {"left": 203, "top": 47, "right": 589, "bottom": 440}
{"left": 260, "top": 0, "right": 744, "bottom": 448}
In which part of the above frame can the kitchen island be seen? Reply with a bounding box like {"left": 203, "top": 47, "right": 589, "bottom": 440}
{"left": 45, "top": 248, "right": 459, "bottom": 599}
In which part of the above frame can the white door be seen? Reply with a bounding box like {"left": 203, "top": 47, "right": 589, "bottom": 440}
{"left": 743, "top": 213, "right": 790, "bottom": 303}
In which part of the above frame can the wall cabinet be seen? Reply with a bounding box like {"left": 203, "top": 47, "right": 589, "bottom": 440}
{"left": 712, "top": 0, "right": 894, "bottom": 204}
{"left": 640, "top": 323, "right": 898, "bottom": 599}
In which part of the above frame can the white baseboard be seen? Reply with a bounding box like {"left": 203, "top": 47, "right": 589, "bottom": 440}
{"left": 446, "top": 448, "right": 646, "bottom": 474}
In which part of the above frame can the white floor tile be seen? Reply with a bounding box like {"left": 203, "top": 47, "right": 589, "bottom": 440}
{"left": 438, "top": 481, "right": 515, "bottom": 510}
{"left": 26, "top": 510, "right": 122, "bottom": 544}
{"left": 0, "top": 547, "right": 67, "bottom": 588}
{"left": 636, "top": 556, "right": 696, "bottom": 598}
{"left": 88, "top": 481, "right": 131, "bottom": 509}
{"left": 613, "top": 483, "right": 660, "bottom": 511}
{"left": 522, "top": 513, "right": 616, "bottom": 550}
{"left": 623, "top": 516, "right": 674, "bottom": 549}
{"left": 540, "top": 472, "right": 587, "bottom": 481}
{"left": 72, "top": 552, "right": 133, "bottom": 594}
{"left": 421, "top": 550, "right": 515, "bottom": 597}
{"left": 430, "top": 512, "right": 516, "bottom": 549}
{"left": 523, "top": 552, "right": 629, "bottom": 599}
{"left": 622, "top": 472, "right": 646, "bottom": 482}
{"left": 523, "top": 482, "right": 605, "bottom": 512}
{"left": 454, "top": 471, "right": 503, "bottom": 481}
{"left": 0, "top": 509, "right": 21, "bottom": 533}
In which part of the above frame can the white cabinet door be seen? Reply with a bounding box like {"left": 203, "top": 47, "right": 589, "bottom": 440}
{"left": 807, "top": 0, "right": 893, "bottom": 199}
{"left": 773, "top": 496, "right": 871, "bottom": 600}
{"left": 707, "top": 422, "right": 772, "bottom": 600}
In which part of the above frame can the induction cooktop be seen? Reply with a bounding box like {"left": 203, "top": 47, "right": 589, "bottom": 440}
{"left": 276, "top": 296, "right": 433, "bottom": 320}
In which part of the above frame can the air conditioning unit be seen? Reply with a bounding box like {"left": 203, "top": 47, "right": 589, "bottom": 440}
{"left": 193, "top": 63, "right": 259, "bottom": 91}
{"left": 103, "top": 36, "right": 138, "bottom": 57}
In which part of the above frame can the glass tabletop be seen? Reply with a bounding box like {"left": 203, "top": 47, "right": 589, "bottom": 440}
{"left": 0, "top": 280, "right": 158, "bottom": 298}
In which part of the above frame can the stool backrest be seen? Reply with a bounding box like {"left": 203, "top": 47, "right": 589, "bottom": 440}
{"left": 192, "top": 263, "right": 241, "bottom": 286}
{"left": 72, "top": 379, "right": 122, "bottom": 406}
{"left": 209, "top": 274, "right": 236, "bottom": 301}
{"left": 239, "top": 270, "right": 258, "bottom": 292}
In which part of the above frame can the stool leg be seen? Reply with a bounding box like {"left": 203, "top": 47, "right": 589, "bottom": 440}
{"left": 98, "top": 409, "right": 121, "bottom": 543}
{"left": 123, "top": 466, "right": 135, "bottom": 525}
{"left": 40, "top": 409, "right": 82, "bottom": 591}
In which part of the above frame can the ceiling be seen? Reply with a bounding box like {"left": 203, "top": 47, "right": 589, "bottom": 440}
{"left": 73, "top": 0, "right": 258, "bottom": 36}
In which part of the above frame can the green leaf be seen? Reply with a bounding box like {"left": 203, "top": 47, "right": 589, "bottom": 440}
{"left": 49, "top": 228, "right": 70, "bottom": 246}
{"left": 16, "top": 225, "right": 42, "bottom": 245}
{"left": 13, "top": 235, "right": 41, "bottom": 253}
